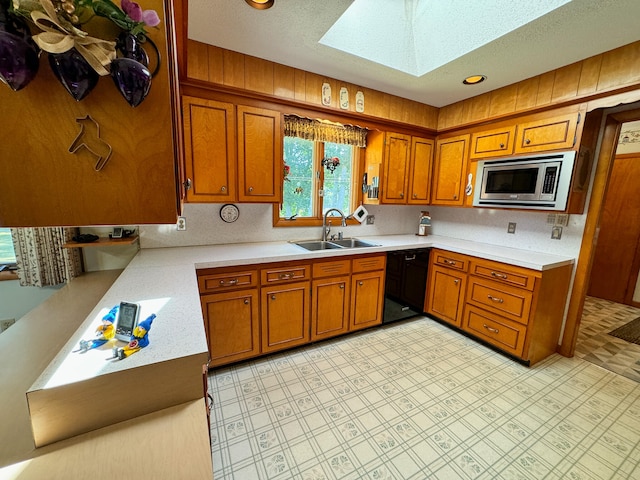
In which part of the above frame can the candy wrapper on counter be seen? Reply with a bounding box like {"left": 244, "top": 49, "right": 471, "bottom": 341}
{"left": 111, "top": 313, "right": 156, "bottom": 360}
{"left": 73, "top": 305, "right": 119, "bottom": 353}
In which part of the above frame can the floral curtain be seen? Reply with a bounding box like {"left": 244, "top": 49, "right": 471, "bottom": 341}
{"left": 284, "top": 115, "right": 367, "bottom": 147}
{"left": 10, "top": 227, "right": 83, "bottom": 287}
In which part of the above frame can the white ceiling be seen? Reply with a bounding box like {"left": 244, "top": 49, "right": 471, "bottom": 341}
{"left": 188, "top": 0, "right": 640, "bottom": 108}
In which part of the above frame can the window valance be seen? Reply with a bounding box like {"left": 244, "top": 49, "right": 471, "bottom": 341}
{"left": 284, "top": 115, "right": 367, "bottom": 147}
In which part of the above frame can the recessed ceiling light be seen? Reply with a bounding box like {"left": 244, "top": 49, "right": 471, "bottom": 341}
{"left": 244, "top": 0, "right": 274, "bottom": 10}
{"left": 463, "top": 75, "right": 486, "bottom": 85}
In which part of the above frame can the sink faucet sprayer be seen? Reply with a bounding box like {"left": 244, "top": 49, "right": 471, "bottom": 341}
{"left": 322, "top": 208, "right": 347, "bottom": 241}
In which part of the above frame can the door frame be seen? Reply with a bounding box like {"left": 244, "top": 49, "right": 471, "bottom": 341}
{"left": 559, "top": 102, "right": 640, "bottom": 356}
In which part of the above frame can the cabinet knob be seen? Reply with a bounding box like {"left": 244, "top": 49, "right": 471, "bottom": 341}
{"left": 183, "top": 178, "right": 192, "bottom": 190}
{"left": 525, "top": 138, "right": 531, "bottom": 145}
{"left": 244, "top": 299, "right": 249, "bottom": 305}
{"left": 399, "top": 192, "right": 404, "bottom": 198}
{"left": 499, "top": 143, "right": 505, "bottom": 148}
{"left": 453, "top": 194, "right": 458, "bottom": 200}
{"left": 249, "top": 187, "right": 254, "bottom": 193}
{"left": 358, "top": 281, "right": 363, "bottom": 286}
{"left": 339, "top": 284, "right": 345, "bottom": 289}
{"left": 454, "top": 279, "right": 459, "bottom": 285}
{"left": 413, "top": 193, "right": 417, "bottom": 198}
{"left": 271, "top": 295, "right": 276, "bottom": 300}
{"left": 221, "top": 186, "right": 226, "bottom": 192}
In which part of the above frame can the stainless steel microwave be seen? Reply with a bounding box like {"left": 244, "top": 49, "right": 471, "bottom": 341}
{"left": 472, "top": 151, "right": 576, "bottom": 211}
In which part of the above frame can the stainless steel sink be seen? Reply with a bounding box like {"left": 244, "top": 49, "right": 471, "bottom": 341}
{"left": 329, "top": 238, "right": 376, "bottom": 248}
{"left": 294, "top": 240, "right": 343, "bottom": 251}
{"left": 293, "top": 238, "right": 378, "bottom": 251}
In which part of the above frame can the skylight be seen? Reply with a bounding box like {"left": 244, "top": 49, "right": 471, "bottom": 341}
{"left": 319, "top": 0, "right": 571, "bottom": 77}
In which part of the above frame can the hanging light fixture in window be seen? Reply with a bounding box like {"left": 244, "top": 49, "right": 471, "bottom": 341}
{"left": 244, "top": 0, "right": 274, "bottom": 9}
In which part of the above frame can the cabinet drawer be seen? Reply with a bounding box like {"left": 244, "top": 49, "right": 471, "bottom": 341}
{"left": 466, "top": 278, "right": 532, "bottom": 324}
{"left": 313, "top": 259, "right": 351, "bottom": 278}
{"left": 432, "top": 250, "right": 468, "bottom": 272}
{"left": 470, "top": 259, "right": 537, "bottom": 291}
{"left": 463, "top": 305, "right": 526, "bottom": 358}
{"left": 470, "top": 125, "right": 516, "bottom": 159}
{"left": 261, "top": 264, "right": 310, "bottom": 284}
{"left": 198, "top": 269, "right": 257, "bottom": 293}
{"left": 352, "top": 255, "right": 386, "bottom": 273}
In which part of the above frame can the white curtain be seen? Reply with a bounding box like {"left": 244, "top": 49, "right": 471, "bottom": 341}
{"left": 10, "top": 227, "right": 83, "bottom": 287}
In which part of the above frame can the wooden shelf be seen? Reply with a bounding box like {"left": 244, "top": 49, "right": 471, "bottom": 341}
{"left": 62, "top": 235, "right": 139, "bottom": 248}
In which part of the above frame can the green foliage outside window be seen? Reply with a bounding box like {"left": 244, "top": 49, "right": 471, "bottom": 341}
{"left": 280, "top": 137, "right": 353, "bottom": 219}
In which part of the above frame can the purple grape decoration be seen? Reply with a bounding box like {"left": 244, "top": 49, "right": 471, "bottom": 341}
{"left": 48, "top": 48, "right": 99, "bottom": 101}
{"left": 0, "top": 2, "right": 39, "bottom": 91}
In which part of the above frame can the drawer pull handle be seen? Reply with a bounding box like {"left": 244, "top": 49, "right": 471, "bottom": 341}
{"left": 487, "top": 294, "right": 504, "bottom": 303}
{"left": 219, "top": 279, "right": 238, "bottom": 286}
{"left": 405, "top": 255, "right": 416, "bottom": 261}
{"left": 279, "top": 272, "right": 293, "bottom": 280}
{"left": 483, "top": 324, "right": 499, "bottom": 334}
{"left": 491, "top": 271, "right": 507, "bottom": 279}
{"left": 443, "top": 259, "right": 456, "bottom": 266}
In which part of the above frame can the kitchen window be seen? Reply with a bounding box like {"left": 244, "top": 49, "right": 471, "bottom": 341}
{"left": 275, "top": 116, "right": 367, "bottom": 226}
{"left": 0, "top": 228, "right": 17, "bottom": 273}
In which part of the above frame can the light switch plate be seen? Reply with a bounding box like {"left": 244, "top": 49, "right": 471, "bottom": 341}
{"left": 366, "top": 215, "right": 375, "bottom": 225}
{"left": 551, "top": 226, "right": 563, "bottom": 240}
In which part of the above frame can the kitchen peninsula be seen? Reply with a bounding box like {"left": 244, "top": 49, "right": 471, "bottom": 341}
{"left": 0, "top": 234, "right": 573, "bottom": 477}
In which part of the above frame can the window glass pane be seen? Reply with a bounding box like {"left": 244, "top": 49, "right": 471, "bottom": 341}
{"left": 281, "top": 137, "right": 314, "bottom": 218}
{"left": 322, "top": 142, "right": 353, "bottom": 214}
{"left": 0, "top": 228, "right": 16, "bottom": 263}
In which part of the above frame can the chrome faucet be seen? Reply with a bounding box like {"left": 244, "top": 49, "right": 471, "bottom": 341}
{"left": 322, "top": 208, "right": 347, "bottom": 241}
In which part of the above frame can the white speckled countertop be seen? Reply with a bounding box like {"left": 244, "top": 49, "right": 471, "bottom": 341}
{"left": 30, "top": 234, "right": 573, "bottom": 392}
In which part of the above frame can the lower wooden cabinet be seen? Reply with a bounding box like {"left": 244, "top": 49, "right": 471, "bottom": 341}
{"left": 426, "top": 249, "right": 572, "bottom": 365}
{"left": 197, "top": 254, "right": 386, "bottom": 367}
{"left": 261, "top": 280, "right": 311, "bottom": 353}
{"left": 201, "top": 289, "right": 259, "bottom": 367}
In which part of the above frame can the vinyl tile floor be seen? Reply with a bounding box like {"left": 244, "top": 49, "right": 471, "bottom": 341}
{"left": 574, "top": 296, "right": 640, "bottom": 383}
{"left": 208, "top": 316, "right": 640, "bottom": 479}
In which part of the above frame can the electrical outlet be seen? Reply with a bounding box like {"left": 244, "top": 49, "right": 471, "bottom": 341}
{"left": 547, "top": 214, "right": 557, "bottom": 225}
{"left": 0, "top": 318, "right": 15, "bottom": 332}
{"left": 177, "top": 216, "right": 187, "bottom": 231}
{"left": 366, "top": 215, "right": 375, "bottom": 225}
{"left": 551, "top": 226, "right": 563, "bottom": 240}
{"left": 556, "top": 214, "right": 570, "bottom": 226}
{"left": 507, "top": 222, "right": 516, "bottom": 234}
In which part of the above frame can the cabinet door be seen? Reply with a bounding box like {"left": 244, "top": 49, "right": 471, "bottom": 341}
{"left": 237, "top": 106, "right": 282, "bottom": 202}
{"left": 426, "top": 265, "right": 466, "bottom": 327}
{"left": 0, "top": 0, "right": 178, "bottom": 227}
{"left": 515, "top": 112, "right": 579, "bottom": 154}
{"left": 408, "top": 137, "right": 434, "bottom": 204}
{"left": 470, "top": 125, "right": 516, "bottom": 159}
{"left": 261, "top": 281, "right": 310, "bottom": 353}
{"left": 201, "top": 289, "right": 259, "bottom": 367}
{"left": 381, "top": 133, "right": 411, "bottom": 204}
{"left": 311, "top": 276, "right": 350, "bottom": 341}
{"left": 182, "top": 97, "right": 236, "bottom": 202}
{"left": 431, "top": 134, "right": 469, "bottom": 206}
{"left": 350, "top": 271, "right": 384, "bottom": 331}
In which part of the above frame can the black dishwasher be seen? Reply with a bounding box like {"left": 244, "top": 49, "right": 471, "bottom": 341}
{"left": 383, "top": 248, "right": 430, "bottom": 324}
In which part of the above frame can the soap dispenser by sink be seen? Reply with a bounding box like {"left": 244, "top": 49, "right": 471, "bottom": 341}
{"left": 418, "top": 211, "right": 431, "bottom": 236}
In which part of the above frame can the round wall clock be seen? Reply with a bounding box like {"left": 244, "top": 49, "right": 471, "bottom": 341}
{"left": 219, "top": 204, "right": 240, "bottom": 223}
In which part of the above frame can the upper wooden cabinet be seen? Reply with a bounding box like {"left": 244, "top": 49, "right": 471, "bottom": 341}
{"left": 469, "top": 107, "right": 584, "bottom": 161}
{"left": 431, "top": 134, "right": 470, "bottom": 206}
{"left": 365, "top": 131, "right": 434, "bottom": 205}
{"left": 182, "top": 96, "right": 236, "bottom": 203}
{"left": 470, "top": 126, "right": 517, "bottom": 159}
{"left": 0, "top": 0, "right": 180, "bottom": 227}
{"left": 182, "top": 100, "right": 282, "bottom": 204}
{"left": 237, "top": 106, "right": 283, "bottom": 203}
{"left": 514, "top": 111, "right": 580, "bottom": 154}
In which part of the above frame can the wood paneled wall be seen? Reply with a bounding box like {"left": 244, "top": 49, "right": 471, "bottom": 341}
{"left": 186, "top": 40, "right": 439, "bottom": 130}
{"left": 438, "top": 41, "right": 640, "bottom": 131}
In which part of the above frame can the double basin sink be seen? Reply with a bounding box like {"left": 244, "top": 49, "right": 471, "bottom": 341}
{"left": 294, "top": 238, "right": 378, "bottom": 251}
